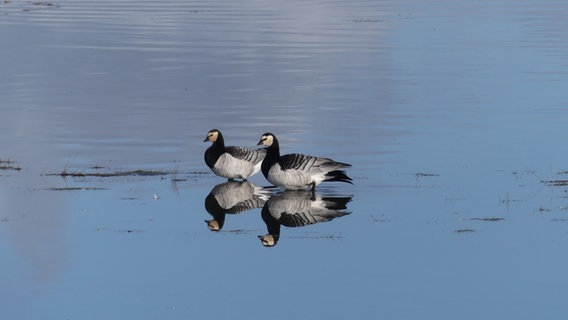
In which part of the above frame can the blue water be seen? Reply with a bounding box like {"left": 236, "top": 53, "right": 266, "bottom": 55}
{"left": 1, "top": 0, "right": 568, "bottom": 319}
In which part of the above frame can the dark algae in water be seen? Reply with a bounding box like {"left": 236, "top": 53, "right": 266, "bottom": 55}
{"left": 0, "top": 159, "right": 21, "bottom": 171}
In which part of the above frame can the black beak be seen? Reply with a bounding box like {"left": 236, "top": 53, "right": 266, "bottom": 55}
{"left": 203, "top": 136, "right": 209, "bottom": 142}
{"left": 256, "top": 139, "right": 263, "bottom": 146}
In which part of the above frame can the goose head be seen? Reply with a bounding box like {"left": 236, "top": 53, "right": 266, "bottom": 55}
{"left": 204, "top": 129, "right": 221, "bottom": 143}
{"left": 257, "top": 133, "right": 275, "bottom": 147}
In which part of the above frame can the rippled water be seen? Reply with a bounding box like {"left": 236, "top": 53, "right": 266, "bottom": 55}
{"left": 2, "top": 0, "right": 568, "bottom": 319}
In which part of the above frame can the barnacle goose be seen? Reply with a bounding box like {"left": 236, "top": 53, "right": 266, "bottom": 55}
{"left": 256, "top": 132, "right": 352, "bottom": 191}
{"left": 204, "top": 129, "right": 266, "bottom": 181}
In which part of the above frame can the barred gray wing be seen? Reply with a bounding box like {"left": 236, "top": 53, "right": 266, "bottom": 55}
{"left": 225, "top": 146, "right": 266, "bottom": 164}
{"left": 278, "top": 153, "right": 317, "bottom": 171}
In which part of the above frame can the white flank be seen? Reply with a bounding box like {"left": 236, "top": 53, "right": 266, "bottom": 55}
{"left": 212, "top": 154, "right": 254, "bottom": 179}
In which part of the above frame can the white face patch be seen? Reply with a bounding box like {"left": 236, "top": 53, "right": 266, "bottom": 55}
{"left": 207, "top": 130, "right": 219, "bottom": 142}
{"left": 261, "top": 134, "right": 273, "bottom": 146}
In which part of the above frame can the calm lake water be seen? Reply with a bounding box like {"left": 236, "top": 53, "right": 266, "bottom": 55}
{"left": 2, "top": 0, "right": 568, "bottom": 319}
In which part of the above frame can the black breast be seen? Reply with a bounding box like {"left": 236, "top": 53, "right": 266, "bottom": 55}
{"left": 204, "top": 144, "right": 223, "bottom": 169}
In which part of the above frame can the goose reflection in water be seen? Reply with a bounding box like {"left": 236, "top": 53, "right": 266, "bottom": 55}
{"left": 259, "top": 191, "right": 352, "bottom": 247}
{"left": 204, "top": 181, "right": 270, "bottom": 231}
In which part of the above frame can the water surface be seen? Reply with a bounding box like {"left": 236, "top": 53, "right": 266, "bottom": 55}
{"left": 2, "top": 0, "right": 568, "bottom": 319}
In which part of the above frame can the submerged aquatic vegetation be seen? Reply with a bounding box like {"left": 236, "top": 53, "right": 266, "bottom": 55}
{"left": 543, "top": 180, "right": 568, "bottom": 187}
{"left": 47, "top": 187, "right": 107, "bottom": 191}
{"left": 42, "top": 165, "right": 209, "bottom": 179}
{"left": 454, "top": 228, "right": 475, "bottom": 233}
{"left": 468, "top": 217, "right": 505, "bottom": 222}
{"left": 541, "top": 172, "right": 568, "bottom": 186}
{"left": 414, "top": 172, "right": 440, "bottom": 178}
{"left": 45, "top": 169, "right": 174, "bottom": 178}
{"left": 0, "top": 159, "right": 22, "bottom": 171}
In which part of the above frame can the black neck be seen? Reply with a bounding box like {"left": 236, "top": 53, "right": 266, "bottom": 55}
{"left": 261, "top": 137, "right": 280, "bottom": 177}
{"left": 204, "top": 134, "right": 225, "bottom": 168}
{"left": 214, "top": 134, "right": 225, "bottom": 148}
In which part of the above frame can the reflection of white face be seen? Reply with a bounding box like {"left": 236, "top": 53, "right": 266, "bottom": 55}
{"left": 206, "top": 130, "right": 219, "bottom": 143}
{"left": 260, "top": 234, "right": 276, "bottom": 247}
{"left": 260, "top": 134, "right": 274, "bottom": 147}
{"left": 206, "top": 220, "right": 220, "bottom": 231}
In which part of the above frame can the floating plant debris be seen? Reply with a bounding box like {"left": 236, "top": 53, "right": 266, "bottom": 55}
{"left": 45, "top": 169, "right": 174, "bottom": 178}
{"left": 414, "top": 172, "right": 440, "bottom": 177}
{"left": 468, "top": 217, "right": 504, "bottom": 222}
{"left": 454, "top": 228, "right": 475, "bottom": 233}
{"left": 47, "top": 187, "right": 107, "bottom": 191}
{"left": 543, "top": 180, "right": 568, "bottom": 187}
{"left": 43, "top": 165, "right": 209, "bottom": 178}
{"left": 0, "top": 159, "right": 22, "bottom": 171}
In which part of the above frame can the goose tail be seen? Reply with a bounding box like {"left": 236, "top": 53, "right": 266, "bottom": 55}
{"left": 324, "top": 170, "right": 353, "bottom": 184}
{"left": 321, "top": 196, "right": 352, "bottom": 210}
